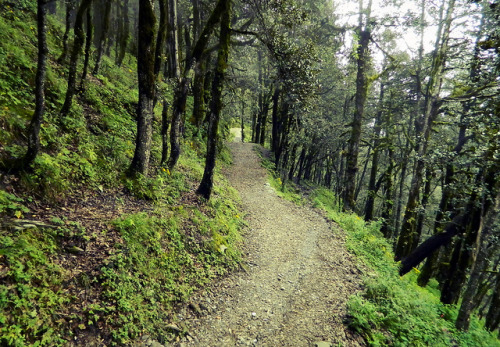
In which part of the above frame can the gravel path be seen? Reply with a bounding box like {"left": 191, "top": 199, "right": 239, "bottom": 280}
{"left": 175, "top": 130, "right": 364, "bottom": 347}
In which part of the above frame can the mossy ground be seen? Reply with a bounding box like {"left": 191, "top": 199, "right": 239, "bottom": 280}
{"left": 0, "top": 6, "right": 243, "bottom": 346}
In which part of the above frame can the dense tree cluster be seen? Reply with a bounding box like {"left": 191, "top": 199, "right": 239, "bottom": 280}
{"left": 2, "top": 0, "right": 500, "bottom": 336}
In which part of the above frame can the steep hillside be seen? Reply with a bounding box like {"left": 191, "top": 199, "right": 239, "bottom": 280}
{"left": 0, "top": 6, "right": 243, "bottom": 346}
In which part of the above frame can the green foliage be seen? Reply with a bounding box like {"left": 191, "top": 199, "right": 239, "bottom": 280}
{"left": 310, "top": 188, "right": 499, "bottom": 346}
{"left": 100, "top": 203, "right": 242, "bottom": 344}
{"left": 0, "top": 224, "right": 69, "bottom": 347}
{"left": 256, "top": 147, "right": 303, "bottom": 204}
{"left": 0, "top": 191, "right": 29, "bottom": 217}
{"left": 0, "top": 8, "right": 246, "bottom": 345}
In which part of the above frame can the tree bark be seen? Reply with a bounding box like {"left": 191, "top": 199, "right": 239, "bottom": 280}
{"left": 128, "top": 0, "right": 156, "bottom": 176}
{"left": 190, "top": 59, "right": 207, "bottom": 127}
{"left": 116, "top": 0, "right": 129, "bottom": 67}
{"left": 92, "top": 0, "right": 111, "bottom": 75}
{"left": 79, "top": 5, "right": 93, "bottom": 91}
{"left": 168, "top": 0, "right": 228, "bottom": 169}
{"left": 343, "top": 0, "right": 372, "bottom": 212}
{"left": 485, "top": 273, "right": 500, "bottom": 332}
{"left": 23, "top": 0, "right": 49, "bottom": 167}
{"left": 57, "top": 0, "right": 76, "bottom": 64}
{"left": 456, "top": 189, "right": 500, "bottom": 331}
{"left": 364, "top": 83, "right": 384, "bottom": 221}
{"left": 154, "top": 0, "right": 167, "bottom": 78}
{"left": 60, "top": 0, "right": 93, "bottom": 118}
{"left": 395, "top": 0, "right": 455, "bottom": 259}
{"left": 196, "top": 0, "right": 231, "bottom": 200}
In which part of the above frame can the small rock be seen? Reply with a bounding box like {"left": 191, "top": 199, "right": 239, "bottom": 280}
{"left": 66, "top": 245, "right": 84, "bottom": 254}
{"left": 189, "top": 302, "right": 203, "bottom": 316}
{"left": 313, "top": 342, "right": 332, "bottom": 347}
{"left": 251, "top": 312, "right": 257, "bottom": 318}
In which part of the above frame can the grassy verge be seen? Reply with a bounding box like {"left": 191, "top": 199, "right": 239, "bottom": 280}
{"left": 311, "top": 188, "right": 499, "bottom": 347}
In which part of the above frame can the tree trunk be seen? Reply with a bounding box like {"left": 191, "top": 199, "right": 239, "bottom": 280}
{"left": 23, "top": 0, "right": 49, "bottom": 168}
{"left": 57, "top": 0, "right": 76, "bottom": 64}
{"left": 271, "top": 85, "right": 280, "bottom": 153}
{"left": 456, "top": 189, "right": 500, "bottom": 331}
{"left": 440, "top": 200, "right": 483, "bottom": 304}
{"left": 192, "top": 0, "right": 201, "bottom": 41}
{"left": 343, "top": 0, "right": 372, "bottom": 212}
{"left": 116, "top": 0, "right": 129, "bottom": 67}
{"left": 190, "top": 59, "right": 207, "bottom": 127}
{"left": 92, "top": 0, "right": 111, "bottom": 75}
{"left": 412, "top": 169, "right": 433, "bottom": 248}
{"left": 485, "top": 273, "right": 500, "bottom": 332}
{"left": 364, "top": 83, "right": 384, "bottom": 221}
{"left": 128, "top": 0, "right": 156, "bottom": 177}
{"left": 395, "top": 0, "right": 455, "bottom": 259}
{"left": 154, "top": 0, "right": 167, "bottom": 78}
{"left": 60, "top": 0, "right": 93, "bottom": 118}
{"left": 160, "top": 101, "right": 170, "bottom": 165}
{"left": 79, "top": 5, "right": 93, "bottom": 91}
{"left": 168, "top": 0, "right": 227, "bottom": 170}
{"left": 196, "top": 0, "right": 231, "bottom": 200}
{"left": 380, "top": 145, "right": 394, "bottom": 238}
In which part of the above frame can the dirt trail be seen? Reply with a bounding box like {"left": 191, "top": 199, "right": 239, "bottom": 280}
{"left": 175, "top": 130, "right": 364, "bottom": 346}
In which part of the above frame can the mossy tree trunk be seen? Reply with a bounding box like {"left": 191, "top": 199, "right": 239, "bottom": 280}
{"left": 60, "top": 0, "right": 93, "bottom": 118}
{"left": 116, "top": 0, "right": 129, "bottom": 67}
{"left": 168, "top": 0, "right": 228, "bottom": 170}
{"left": 128, "top": 0, "right": 156, "bottom": 176}
{"left": 343, "top": 0, "right": 372, "bottom": 212}
{"left": 485, "top": 273, "right": 500, "bottom": 332}
{"left": 154, "top": 0, "right": 167, "bottom": 78}
{"left": 23, "top": 0, "right": 49, "bottom": 168}
{"left": 395, "top": 0, "right": 455, "bottom": 259}
{"left": 364, "top": 82, "right": 384, "bottom": 221}
{"left": 456, "top": 188, "right": 500, "bottom": 331}
{"left": 196, "top": 0, "right": 231, "bottom": 200}
{"left": 79, "top": 5, "right": 93, "bottom": 91}
{"left": 92, "top": 0, "right": 111, "bottom": 75}
{"left": 190, "top": 58, "right": 207, "bottom": 128}
{"left": 57, "top": 0, "right": 76, "bottom": 64}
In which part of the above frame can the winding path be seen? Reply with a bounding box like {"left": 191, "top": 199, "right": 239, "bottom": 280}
{"left": 176, "top": 130, "right": 364, "bottom": 346}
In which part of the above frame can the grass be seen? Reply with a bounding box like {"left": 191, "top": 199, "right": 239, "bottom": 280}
{"left": 0, "top": 7, "right": 245, "bottom": 346}
{"left": 310, "top": 188, "right": 500, "bottom": 347}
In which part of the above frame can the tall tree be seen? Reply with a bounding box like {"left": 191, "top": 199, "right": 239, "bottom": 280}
{"left": 57, "top": 0, "right": 76, "bottom": 64}
{"left": 92, "top": 0, "right": 112, "bottom": 75}
{"left": 128, "top": 0, "right": 156, "bottom": 176}
{"left": 343, "top": 0, "right": 372, "bottom": 212}
{"left": 456, "top": 185, "right": 500, "bottom": 330}
{"left": 167, "top": 0, "right": 228, "bottom": 169}
{"left": 22, "top": 0, "right": 50, "bottom": 167}
{"left": 79, "top": 4, "right": 93, "bottom": 91}
{"left": 116, "top": 0, "right": 129, "bottom": 67}
{"left": 196, "top": 0, "right": 232, "bottom": 199}
{"left": 60, "top": 0, "right": 93, "bottom": 118}
{"left": 395, "top": 0, "right": 456, "bottom": 259}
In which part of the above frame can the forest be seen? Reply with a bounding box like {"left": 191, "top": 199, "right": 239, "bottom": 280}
{"left": 0, "top": 0, "right": 499, "bottom": 345}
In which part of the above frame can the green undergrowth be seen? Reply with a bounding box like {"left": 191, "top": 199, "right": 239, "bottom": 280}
{"left": 100, "top": 141, "right": 244, "bottom": 345}
{"left": 101, "top": 194, "right": 243, "bottom": 344}
{"left": 0, "top": 7, "right": 244, "bottom": 346}
{"left": 0, "top": 222, "right": 70, "bottom": 346}
{"left": 255, "top": 147, "right": 303, "bottom": 205}
{"left": 310, "top": 188, "right": 499, "bottom": 347}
